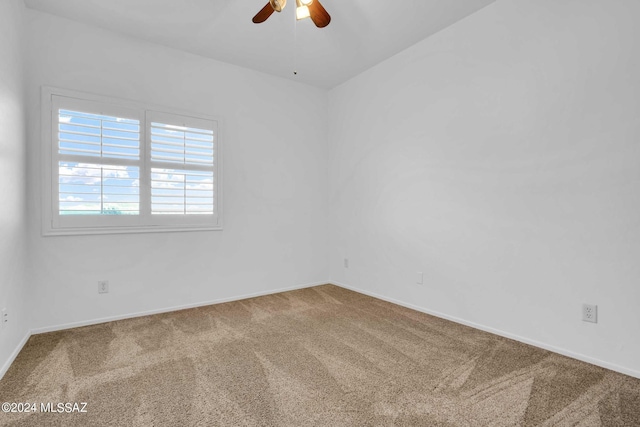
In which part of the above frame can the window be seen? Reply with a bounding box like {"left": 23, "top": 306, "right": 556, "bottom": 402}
{"left": 42, "top": 88, "right": 222, "bottom": 235}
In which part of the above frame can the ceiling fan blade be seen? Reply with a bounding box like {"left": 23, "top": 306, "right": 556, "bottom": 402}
{"left": 252, "top": 2, "right": 275, "bottom": 23}
{"left": 308, "top": 0, "right": 331, "bottom": 28}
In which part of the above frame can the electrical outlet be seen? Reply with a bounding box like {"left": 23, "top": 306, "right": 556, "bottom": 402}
{"left": 582, "top": 304, "right": 597, "bottom": 323}
{"left": 416, "top": 272, "right": 423, "bottom": 285}
{"left": 1, "top": 308, "right": 7, "bottom": 329}
{"left": 344, "top": 258, "right": 349, "bottom": 268}
{"left": 98, "top": 280, "right": 109, "bottom": 294}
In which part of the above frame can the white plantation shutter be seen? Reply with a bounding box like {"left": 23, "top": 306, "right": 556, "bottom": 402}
{"left": 52, "top": 95, "right": 143, "bottom": 230}
{"left": 147, "top": 111, "right": 218, "bottom": 221}
{"left": 58, "top": 162, "right": 140, "bottom": 215}
{"left": 58, "top": 109, "right": 140, "bottom": 160}
{"left": 150, "top": 122, "right": 214, "bottom": 166}
{"left": 151, "top": 169, "right": 214, "bottom": 215}
{"left": 44, "top": 89, "right": 222, "bottom": 235}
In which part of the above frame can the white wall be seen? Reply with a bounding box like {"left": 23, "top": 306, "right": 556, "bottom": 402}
{"left": 0, "top": 0, "right": 29, "bottom": 375}
{"left": 328, "top": 0, "right": 640, "bottom": 376}
{"left": 25, "top": 9, "right": 328, "bottom": 331}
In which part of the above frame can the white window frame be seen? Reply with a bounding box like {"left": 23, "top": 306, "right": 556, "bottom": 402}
{"left": 41, "top": 87, "right": 223, "bottom": 236}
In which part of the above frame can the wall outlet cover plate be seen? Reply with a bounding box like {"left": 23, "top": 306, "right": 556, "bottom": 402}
{"left": 582, "top": 303, "right": 597, "bottom": 323}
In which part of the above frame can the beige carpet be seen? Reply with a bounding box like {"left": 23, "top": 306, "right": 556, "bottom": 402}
{"left": 1, "top": 284, "right": 639, "bottom": 426}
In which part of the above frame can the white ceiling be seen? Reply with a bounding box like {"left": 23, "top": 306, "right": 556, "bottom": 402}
{"left": 23, "top": 0, "right": 496, "bottom": 89}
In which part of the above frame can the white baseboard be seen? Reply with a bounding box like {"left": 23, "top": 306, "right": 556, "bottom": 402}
{"left": 31, "top": 280, "right": 328, "bottom": 335}
{"left": 330, "top": 281, "right": 640, "bottom": 380}
{"left": 3, "top": 281, "right": 327, "bottom": 379}
{"left": 0, "top": 331, "right": 31, "bottom": 380}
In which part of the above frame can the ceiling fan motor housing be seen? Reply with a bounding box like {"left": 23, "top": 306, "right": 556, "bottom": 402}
{"left": 270, "top": 0, "right": 286, "bottom": 12}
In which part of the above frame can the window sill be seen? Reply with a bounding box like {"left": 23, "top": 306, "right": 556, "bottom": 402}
{"left": 42, "top": 224, "right": 223, "bottom": 237}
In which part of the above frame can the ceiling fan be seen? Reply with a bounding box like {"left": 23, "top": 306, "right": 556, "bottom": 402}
{"left": 252, "top": 0, "right": 331, "bottom": 28}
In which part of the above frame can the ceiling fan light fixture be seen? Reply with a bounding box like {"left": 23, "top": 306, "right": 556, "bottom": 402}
{"left": 253, "top": 0, "right": 329, "bottom": 27}
{"left": 296, "top": 0, "right": 310, "bottom": 20}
